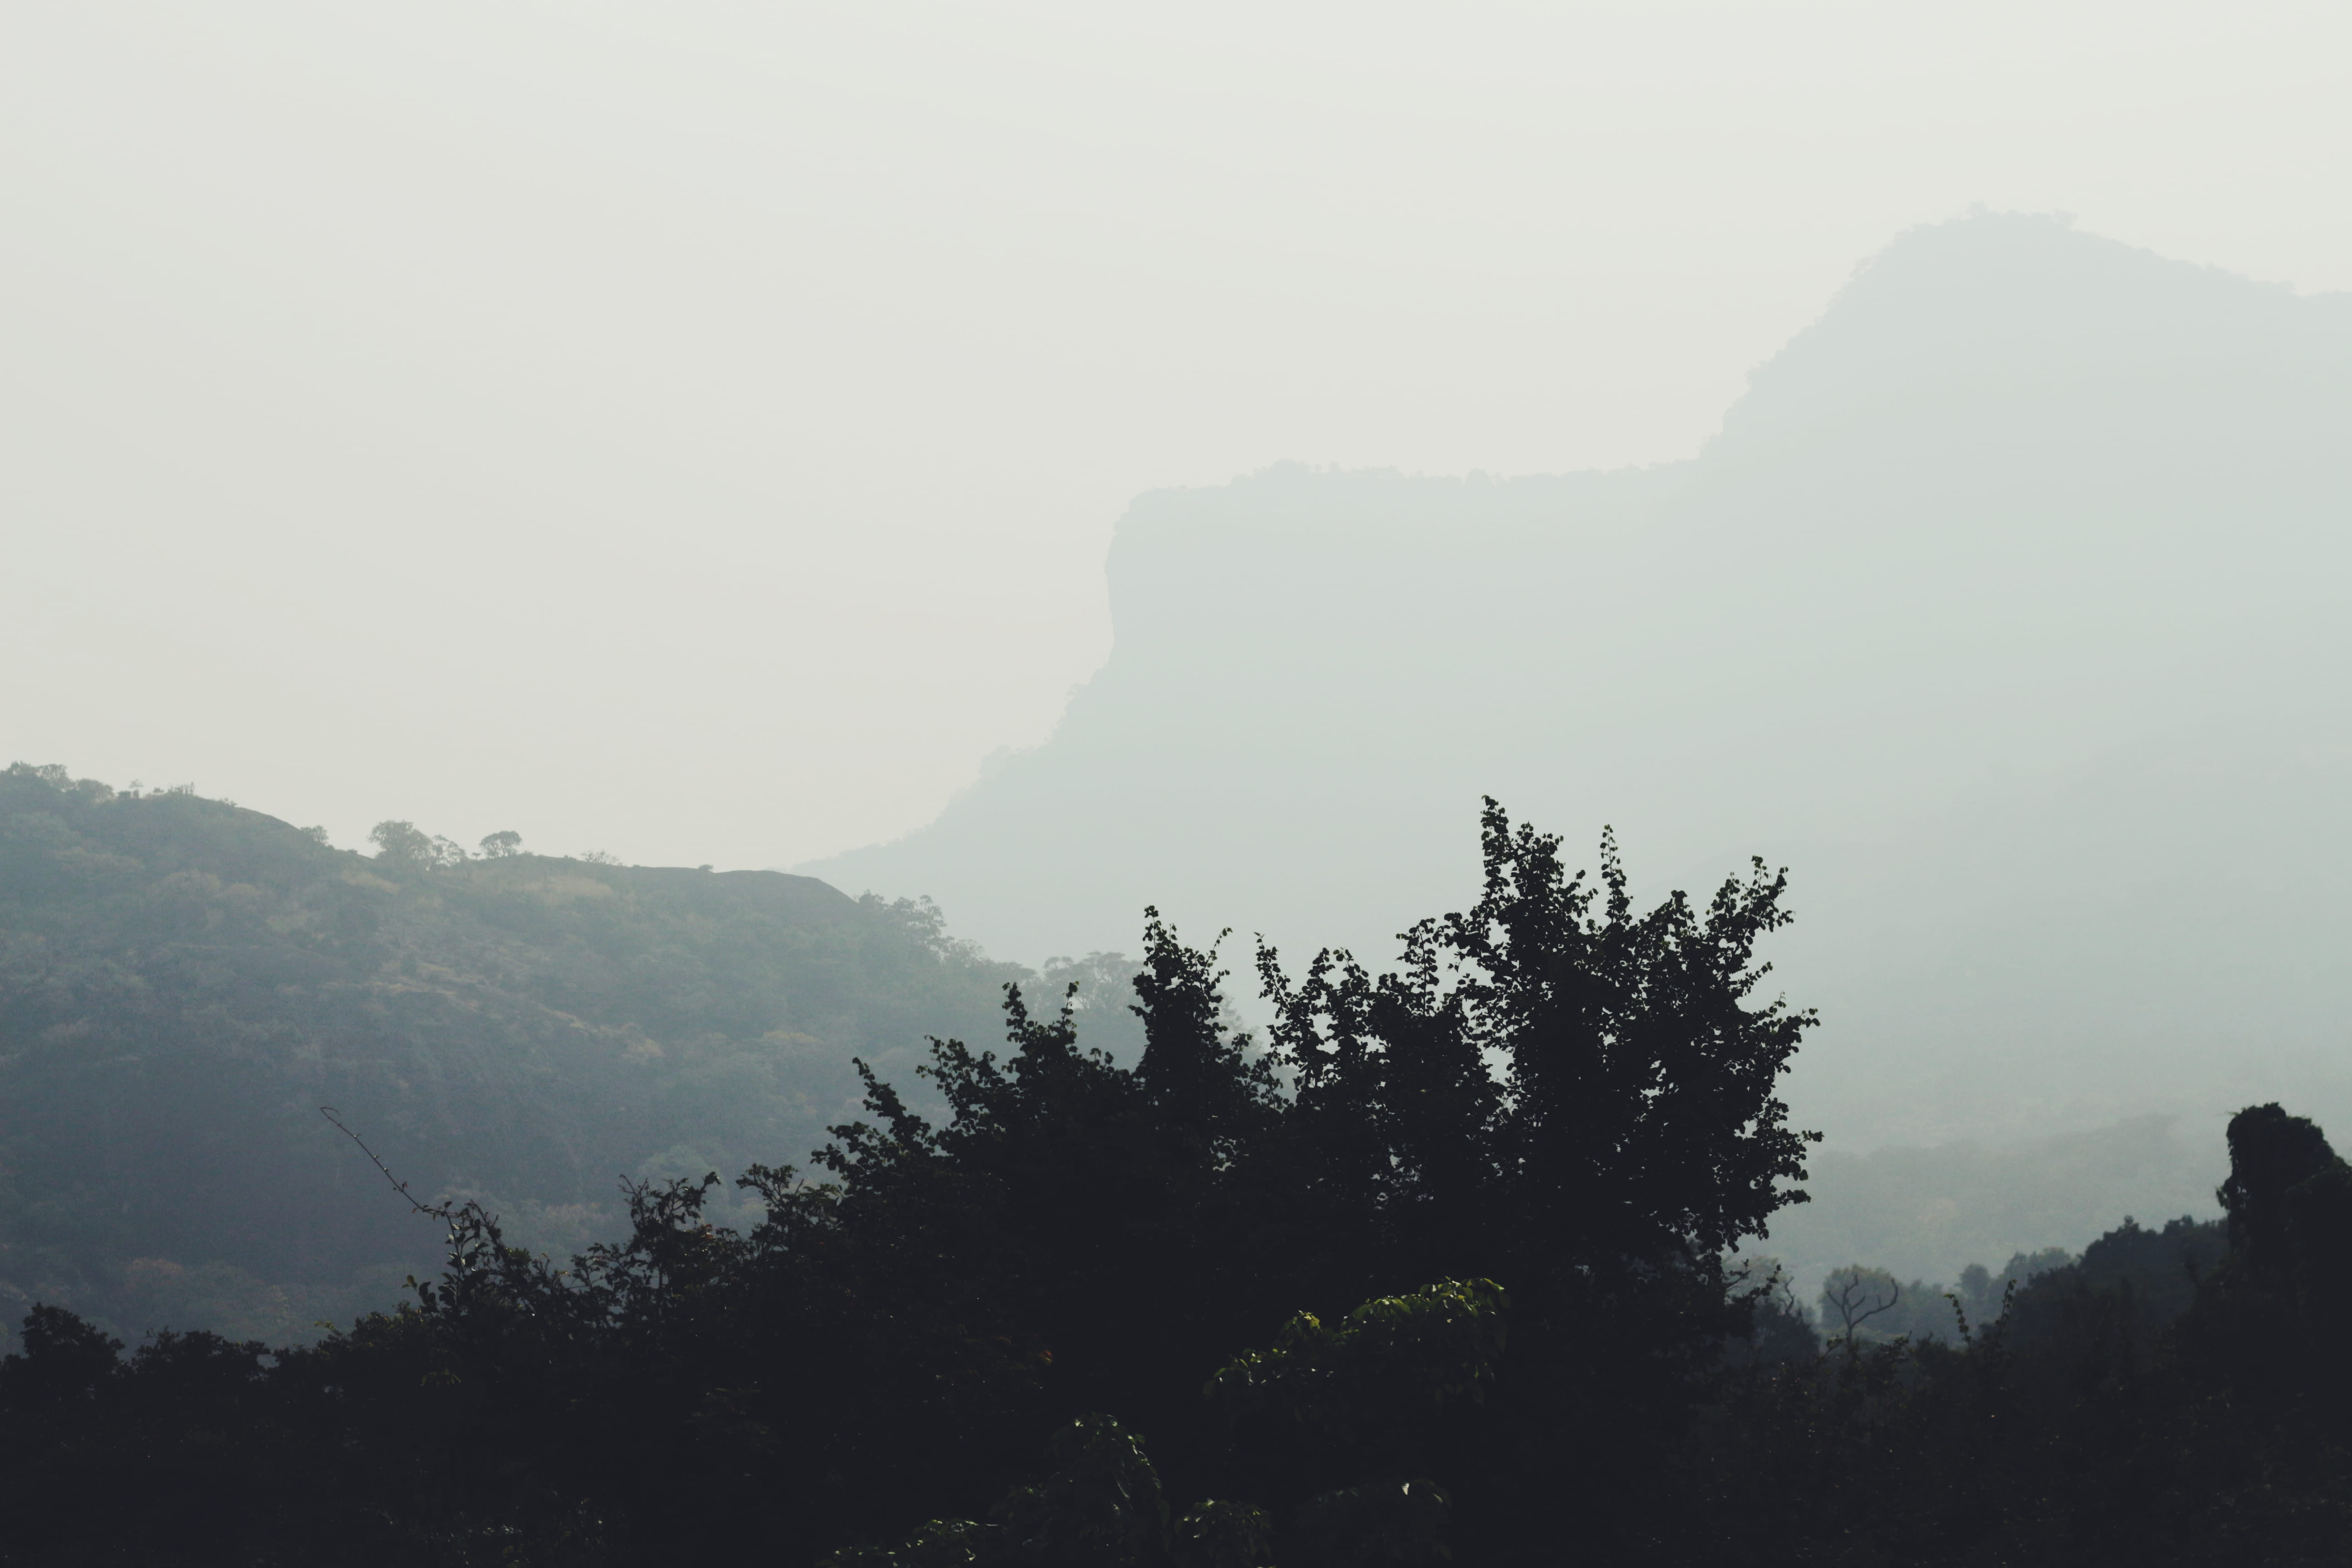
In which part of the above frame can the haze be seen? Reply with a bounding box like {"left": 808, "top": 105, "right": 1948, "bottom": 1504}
{"left": 8, "top": 0, "right": 2351, "bottom": 872}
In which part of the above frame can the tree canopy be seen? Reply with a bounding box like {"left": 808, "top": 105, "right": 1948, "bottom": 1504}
{"left": 8, "top": 779, "right": 2351, "bottom": 1564}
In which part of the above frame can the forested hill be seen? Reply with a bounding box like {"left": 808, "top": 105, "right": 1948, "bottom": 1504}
{"left": 0, "top": 762, "right": 1137, "bottom": 1347}
{"left": 4, "top": 782, "right": 2345, "bottom": 1563}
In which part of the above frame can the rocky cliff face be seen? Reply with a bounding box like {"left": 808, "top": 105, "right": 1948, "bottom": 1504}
{"left": 804, "top": 213, "right": 2352, "bottom": 1147}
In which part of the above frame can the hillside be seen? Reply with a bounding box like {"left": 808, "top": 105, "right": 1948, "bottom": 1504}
{"left": 804, "top": 213, "right": 2352, "bottom": 1155}
{"left": 0, "top": 763, "right": 1143, "bottom": 1346}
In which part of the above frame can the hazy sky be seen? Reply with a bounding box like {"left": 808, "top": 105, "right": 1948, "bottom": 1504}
{"left": 6, "top": 1, "right": 2348, "bottom": 873}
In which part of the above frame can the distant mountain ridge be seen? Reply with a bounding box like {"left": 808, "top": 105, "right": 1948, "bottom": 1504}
{"left": 803, "top": 214, "right": 2352, "bottom": 1149}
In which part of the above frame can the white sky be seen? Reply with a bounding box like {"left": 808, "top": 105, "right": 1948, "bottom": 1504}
{"left": 5, "top": 0, "right": 2348, "bottom": 871}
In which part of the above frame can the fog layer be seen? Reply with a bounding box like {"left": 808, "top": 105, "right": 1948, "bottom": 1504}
{"left": 808, "top": 215, "right": 2352, "bottom": 1152}
{"left": 9, "top": 2, "right": 2352, "bottom": 868}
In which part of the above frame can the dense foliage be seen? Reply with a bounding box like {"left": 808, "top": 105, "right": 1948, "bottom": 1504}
{"left": 7, "top": 779, "right": 2350, "bottom": 1564}
{"left": 0, "top": 796, "right": 1823, "bottom": 1563}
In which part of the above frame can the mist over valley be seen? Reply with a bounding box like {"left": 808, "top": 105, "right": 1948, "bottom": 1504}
{"left": 813, "top": 212, "right": 2352, "bottom": 1172}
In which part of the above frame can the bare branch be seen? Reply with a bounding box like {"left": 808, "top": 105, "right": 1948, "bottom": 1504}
{"left": 1825, "top": 1270, "right": 1903, "bottom": 1357}
{"left": 321, "top": 1106, "right": 454, "bottom": 1220}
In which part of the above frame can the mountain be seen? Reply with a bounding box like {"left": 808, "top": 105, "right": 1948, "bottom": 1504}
{"left": 0, "top": 763, "right": 1148, "bottom": 1346}
{"left": 803, "top": 214, "right": 2352, "bottom": 1151}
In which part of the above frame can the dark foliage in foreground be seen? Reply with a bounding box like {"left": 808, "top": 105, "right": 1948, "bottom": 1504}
{"left": 5, "top": 799, "right": 2350, "bottom": 1564}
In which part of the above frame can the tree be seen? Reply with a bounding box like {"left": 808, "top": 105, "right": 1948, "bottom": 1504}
{"left": 2217, "top": 1102, "right": 2352, "bottom": 1290}
{"left": 1447, "top": 807, "right": 1818, "bottom": 1274}
{"left": 1251, "top": 804, "right": 1822, "bottom": 1553}
{"left": 1819, "top": 1266, "right": 1905, "bottom": 1348}
{"left": 369, "top": 818, "right": 467, "bottom": 869}
{"left": 368, "top": 818, "right": 436, "bottom": 866}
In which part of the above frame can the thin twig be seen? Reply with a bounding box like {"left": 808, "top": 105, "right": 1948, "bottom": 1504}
{"left": 321, "top": 1106, "right": 454, "bottom": 1220}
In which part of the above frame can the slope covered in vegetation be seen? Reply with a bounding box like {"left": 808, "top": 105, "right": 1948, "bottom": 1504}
{"left": 0, "top": 762, "right": 1142, "bottom": 1345}
{"left": 2, "top": 795, "right": 1826, "bottom": 1564}
{"left": 3, "top": 792, "right": 2347, "bottom": 1565}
